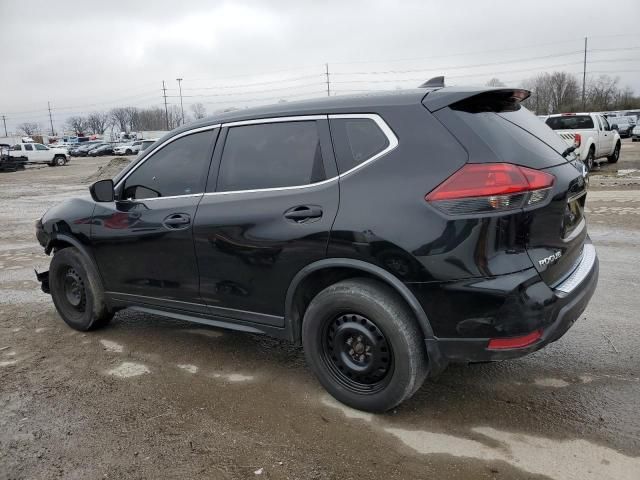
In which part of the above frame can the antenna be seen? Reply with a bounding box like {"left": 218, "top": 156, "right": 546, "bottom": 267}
{"left": 419, "top": 76, "right": 445, "bottom": 88}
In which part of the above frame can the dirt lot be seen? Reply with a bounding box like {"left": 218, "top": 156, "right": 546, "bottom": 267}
{"left": 1, "top": 144, "right": 640, "bottom": 480}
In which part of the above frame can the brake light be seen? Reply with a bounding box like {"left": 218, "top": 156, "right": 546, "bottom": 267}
{"left": 573, "top": 133, "right": 581, "bottom": 148}
{"left": 487, "top": 329, "right": 542, "bottom": 350}
{"left": 426, "top": 163, "right": 555, "bottom": 215}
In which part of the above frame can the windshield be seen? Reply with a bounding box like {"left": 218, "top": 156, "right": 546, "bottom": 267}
{"left": 545, "top": 115, "right": 594, "bottom": 130}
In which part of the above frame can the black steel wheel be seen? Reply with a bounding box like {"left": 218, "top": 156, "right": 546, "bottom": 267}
{"left": 302, "top": 278, "right": 428, "bottom": 412}
{"left": 49, "top": 247, "right": 112, "bottom": 331}
{"left": 608, "top": 142, "right": 620, "bottom": 164}
{"left": 321, "top": 313, "right": 394, "bottom": 394}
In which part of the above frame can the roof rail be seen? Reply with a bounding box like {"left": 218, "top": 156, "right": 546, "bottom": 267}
{"left": 418, "top": 76, "right": 445, "bottom": 88}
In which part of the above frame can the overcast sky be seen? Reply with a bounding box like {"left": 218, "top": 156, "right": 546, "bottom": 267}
{"left": 1, "top": 0, "right": 639, "bottom": 134}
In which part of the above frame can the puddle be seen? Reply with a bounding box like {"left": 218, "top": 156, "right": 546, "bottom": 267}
{"left": 177, "top": 364, "right": 198, "bottom": 374}
{"left": 106, "top": 362, "right": 150, "bottom": 378}
{"left": 99, "top": 339, "right": 124, "bottom": 353}
{"left": 386, "top": 425, "right": 640, "bottom": 480}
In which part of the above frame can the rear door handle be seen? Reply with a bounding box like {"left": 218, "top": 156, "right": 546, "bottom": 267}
{"left": 284, "top": 205, "right": 323, "bottom": 223}
{"left": 163, "top": 213, "right": 191, "bottom": 229}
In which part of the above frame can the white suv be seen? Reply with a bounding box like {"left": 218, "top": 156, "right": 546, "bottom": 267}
{"left": 113, "top": 140, "right": 143, "bottom": 156}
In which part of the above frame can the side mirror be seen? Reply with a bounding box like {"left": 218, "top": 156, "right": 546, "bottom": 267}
{"left": 611, "top": 124, "right": 618, "bottom": 131}
{"left": 90, "top": 179, "right": 115, "bottom": 203}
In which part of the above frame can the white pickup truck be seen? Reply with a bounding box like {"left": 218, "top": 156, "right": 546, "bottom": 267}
{"left": 545, "top": 113, "right": 621, "bottom": 170}
{"left": 10, "top": 143, "right": 69, "bottom": 166}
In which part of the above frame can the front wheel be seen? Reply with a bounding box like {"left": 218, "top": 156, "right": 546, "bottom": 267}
{"left": 49, "top": 247, "right": 113, "bottom": 331}
{"left": 126, "top": 149, "right": 132, "bottom": 155}
{"left": 302, "top": 278, "right": 429, "bottom": 412}
{"left": 585, "top": 148, "right": 595, "bottom": 171}
{"left": 608, "top": 142, "right": 620, "bottom": 164}
{"left": 54, "top": 155, "right": 66, "bottom": 166}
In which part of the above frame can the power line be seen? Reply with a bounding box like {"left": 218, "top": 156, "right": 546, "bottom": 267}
{"left": 47, "top": 102, "right": 55, "bottom": 136}
{"left": 162, "top": 81, "right": 169, "bottom": 130}
{"left": 182, "top": 74, "right": 324, "bottom": 91}
{"left": 167, "top": 82, "right": 323, "bottom": 98}
{"left": 325, "top": 63, "right": 331, "bottom": 97}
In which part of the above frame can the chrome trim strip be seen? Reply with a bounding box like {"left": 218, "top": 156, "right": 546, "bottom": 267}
{"left": 114, "top": 124, "right": 221, "bottom": 190}
{"left": 222, "top": 115, "right": 327, "bottom": 128}
{"left": 122, "top": 193, "right": 204, "bottom": 202}
{"left": 555, "top": 244, "right": 596, "bottom": 294}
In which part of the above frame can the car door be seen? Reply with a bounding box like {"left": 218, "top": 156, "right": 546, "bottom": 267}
{"left": 21, "top": 143, "right": 34, "bottom": 161}
{"left": 598, "top": 115, "right": 614, "bottom": 156}
{"left": 91, "top": 127, "right": 219, "bottom": 309}
{"left": 193, "top": 117, "right": 339, "bottom": 326}
{"left": 33, "top": 143, "right": 50, "bottom": 161}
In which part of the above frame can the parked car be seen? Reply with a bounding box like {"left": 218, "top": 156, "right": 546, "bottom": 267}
{"left": 545, "top": 113, "right": 621, "bottom": 170}
{"left": 69, "top": 142, "right": 102, "bottom": 157}
{"left": 139, "top": 138, "right": 158, "bottom": 153}
{"left": 35, "top": 85, "right": 598, "bottom": 412}
{"left": 88, "top": 144, "right": 115, "bottom": 157}
{"left": 632, "top": 125, "right": 640, "bottom": 142}
{"left": 113, "top": 140, "right": 143, "bottom": 156}
{"left": 10, "top": 142, "right": 68, "bottom": 166}
{"left": 609, "top": 116, "right": 635, "bottom": 138}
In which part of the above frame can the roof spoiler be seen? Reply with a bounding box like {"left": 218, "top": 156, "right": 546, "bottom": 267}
{"left": 422, "top": 87, "right": 531, "bottom": 112}
{"left": 418, "top": 76, "right": 445, "bottom": 88}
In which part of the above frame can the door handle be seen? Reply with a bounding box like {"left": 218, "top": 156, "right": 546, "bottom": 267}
{"left": 284, "top": 205, "right": 323, "bottom": 222}
{"left": 163, "top": 213, "right": 191, "bottom": 229}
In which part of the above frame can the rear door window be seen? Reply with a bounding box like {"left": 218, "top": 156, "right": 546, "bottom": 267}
{"left": 329, "top": 118, "right": 390, "bottom": 173}
{"left": 216, "top": 121, "right": 325, "bottom": 192}
{"left": 24, "top": 144, "right": 33, "bottom": 151}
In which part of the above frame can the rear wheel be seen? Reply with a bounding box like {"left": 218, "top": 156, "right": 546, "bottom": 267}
{"left": 302, "top": 278, "right": 428, "bottom": 412}
{"left": 126, "top": 149, "right": 132, "bottom": 155}
{"left": 49, "top": 247, "right": 112, "bottom": 331}
{"left": 608, "top": 142, "right": 620, "bottom": 164}
{"left": 585, "top": 147, "right": 595, "bottom": 171}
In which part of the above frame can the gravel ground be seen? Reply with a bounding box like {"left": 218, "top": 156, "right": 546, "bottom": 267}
{"left": 1, "top": 143, "right": 639, "bottom": 480}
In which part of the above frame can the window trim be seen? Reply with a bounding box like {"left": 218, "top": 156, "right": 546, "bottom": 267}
{"left": 114, "top": 114, "right": 397, "bottom": 201}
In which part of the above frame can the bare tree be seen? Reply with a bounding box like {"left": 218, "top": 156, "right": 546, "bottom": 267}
{"left": 486, "top": 78, "right": 506, "bottom": 87}
{"left": 586, "top": 75, "right": 620, "bottom": 111}
{"left": 547, "top": 72, "right": 580, "bottom": 113}
{"left": 66, "top": 116, "right": 88, "bottom": 135}
{"left": 123, "top": 106, "right": 139, "bottom": 132}
{"left": 86, "top": 111, "right": 109, "bottom": 134}
{"left": 17, "top": 122, "right": 40, "bottom": 135}
{"left": 190, "top": 103, "right": 207, "bottom": 120}
{"left": 110, "top": 107, "right": 129, "bottom": 133}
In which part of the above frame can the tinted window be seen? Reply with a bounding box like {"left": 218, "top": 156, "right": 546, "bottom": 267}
{"left": 11, "top": 144, "right": 21, "bottom": 151}
{"left": 330, "top": 118, "right": 390, "bottom": 173}
{"left": 35, "top": 144, "right": 48, "bottom": 151}
{"left": 122, "top": 131, "right": 214, "bottom": 200}
{"left": 545, "top": 115, "right": 594, "bottom": 130}
{"left": 601, "top": 116, "right": 610, "bottom": 131}
{"left": 24, "top": 144, "right": 33, "bottom": 151}
{"left": 216, "top": 121, "right": 325, "bottom": 192}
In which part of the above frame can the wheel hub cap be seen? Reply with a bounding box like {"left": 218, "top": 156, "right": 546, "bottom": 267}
{"left": 63, "top": 268, "right": 85, "bottom": 310}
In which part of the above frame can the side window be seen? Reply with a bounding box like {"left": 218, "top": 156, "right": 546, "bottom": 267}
{"left": 216, "top": 121, "right": 325, "bottom": 192}
{"left": 122, "top": 130, "right": 215, "bottom": 200}
{"left": 329, "top": 117, "right": 390, "bottom": 173}
{"left": 601, "top": 116, "right": 610, "bottom": 131}
{"left": 35, "top": 144, "right": 48, "bottom": 151}
{"left": 24, "top": 144, "right": 33, "bottom": 151}
{"left": 11, "top": 144, "right": 21, "bottom": 151}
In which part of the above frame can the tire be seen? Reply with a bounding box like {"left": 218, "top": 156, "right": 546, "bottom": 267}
{"left": 302, "top": 278, "right": 429, "bottom": 412}
{"left": 608, "top": 142, "right": 621, "bottom": 164}
{"left": 126, "top": 149, "right": 132, "bottom": 155}
{"left": 54, "top": 155, "right": 66, "bottom": 166}
{"left": 49, "top": 247, "right": 112, "bottom": 331}
{"left": 585, "top": 147, "right": 595, "bottom": 171}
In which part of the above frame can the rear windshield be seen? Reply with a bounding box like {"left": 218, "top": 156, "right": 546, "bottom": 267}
{"left": 445, "top": 104, "right": 572, "bottom": 168}
{"left": 545, "top": 115, "right": 594, "bottom": 130}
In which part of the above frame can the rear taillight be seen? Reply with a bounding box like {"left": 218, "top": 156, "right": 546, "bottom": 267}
{"left": 426, "top": 163, "right": 555, "bottom": 215}
{"left": 487, "top": 329, "right": 542, "bottom": 350}
{"left": 573, "top": 133, "right": 581, "bottom": 148}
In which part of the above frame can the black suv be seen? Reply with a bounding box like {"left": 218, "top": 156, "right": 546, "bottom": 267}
{"left": 36, "top": 85, "right": 598, "bottom": 412}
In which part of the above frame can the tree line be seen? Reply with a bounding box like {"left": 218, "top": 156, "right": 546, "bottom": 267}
{"left": 487, "top": 73, "right": 639, "bottom": 114}
{"left": 16, "top": 103, "right": 208, "bottom": 137}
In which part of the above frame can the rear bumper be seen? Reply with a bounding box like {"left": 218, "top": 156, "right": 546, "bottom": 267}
{"left": 421, "top": 244, "right": 599, "bottom": 364}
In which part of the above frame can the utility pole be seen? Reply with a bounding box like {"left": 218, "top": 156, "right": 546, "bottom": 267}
{"left": 176, "top": 78, "right": 185, "bottom": 126}
{"left": 47, "top": 101, "right": 55, "bottom": 136}
{"left": 582, "top": 37, "right": 587, "bottom": 111}
{"left": 162, "top": 80, "right": 169, "bottom": 130}
{"left": 1, "top": 115, "right": 7, "bottom": 137}
{"left": 325, "top": 63, "right": 330, "bottom": 97}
